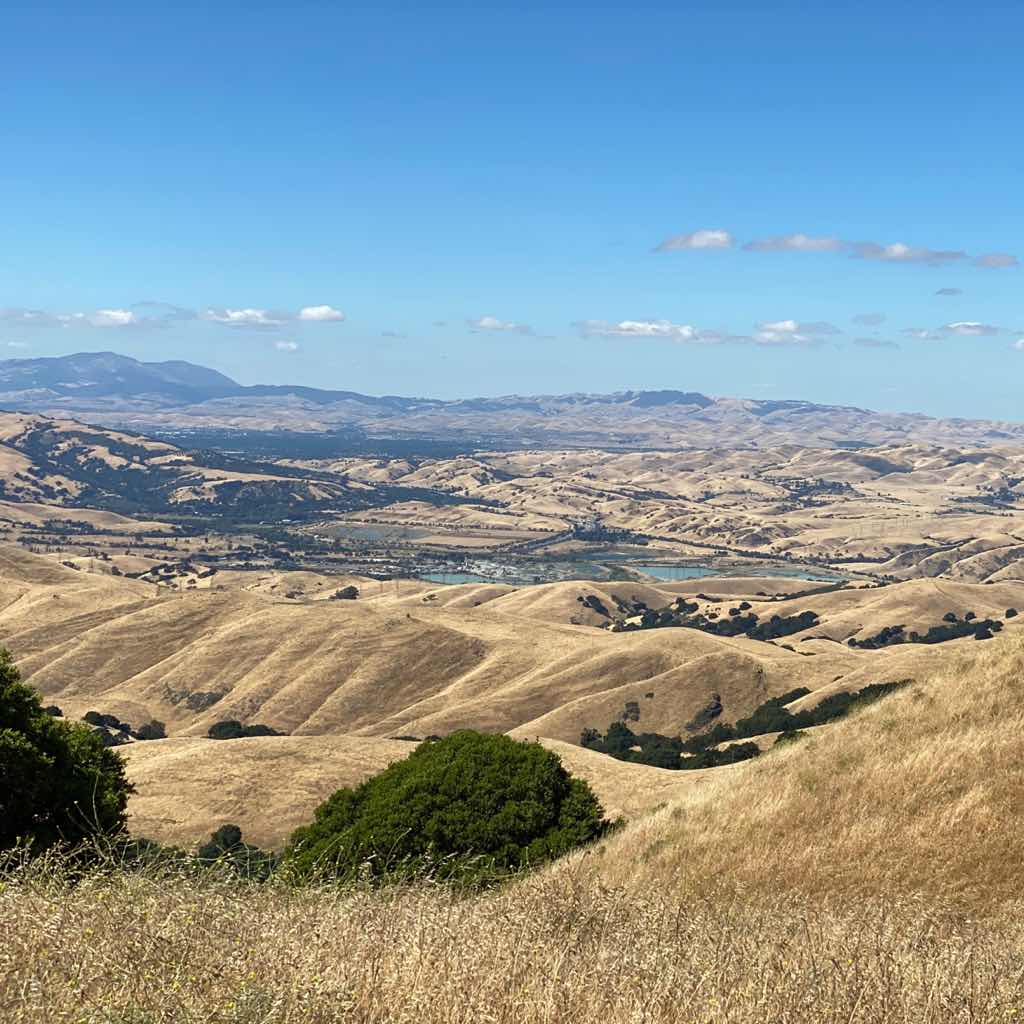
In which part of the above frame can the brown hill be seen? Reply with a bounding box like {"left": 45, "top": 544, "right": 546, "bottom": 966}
{"left": 1, "top": 546, "right": 1022, "bottom": 849}
{"left": 565, "top": 636, "right": 1024, "bottom": 914}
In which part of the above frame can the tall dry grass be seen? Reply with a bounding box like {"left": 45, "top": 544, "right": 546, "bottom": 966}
{"left": 8, "top": 639, "right": 1024, "bottom": 1022}
{"left": 561, "top": 637, "right": 1024, "bottom": 913}
{"left": 3, "top": 859, "right": 1024, "bottom": 1024}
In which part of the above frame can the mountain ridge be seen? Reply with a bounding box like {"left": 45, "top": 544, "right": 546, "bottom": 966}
{"left": 1, "top": 351, "right": 1022, "bottom": 449}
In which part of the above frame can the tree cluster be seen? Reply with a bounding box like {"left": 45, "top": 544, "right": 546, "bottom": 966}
{"left": 581, "top": 681, "right": 909, "bottom": 770}
{"left": 0, "top": 650, "right": 132, "bottom": 853}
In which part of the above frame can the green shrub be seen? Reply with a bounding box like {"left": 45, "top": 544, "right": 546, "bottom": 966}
{"left": 196, "top": 823, "right": 277, "bottom": 880}
{"left": 283, "top": 731, "right": 609, "bottom": 885}
{"left": 208, "top": 720, "right": 281, "bottom": 740}
{"left": 0, "top": 648, "right": 132, "bottom": 853}
{"left": 135, "top": 720, "right": 166, "bottom": 741}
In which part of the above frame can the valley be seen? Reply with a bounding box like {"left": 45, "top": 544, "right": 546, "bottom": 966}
{"left": 1, "top": 372, "right": 1024, "bottom": 871}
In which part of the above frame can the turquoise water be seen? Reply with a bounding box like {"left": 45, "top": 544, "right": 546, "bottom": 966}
{"left": 635, "top": 564, "right": 841, "bottom": 583}
{"left": 632, "top": 565, "right": 718, "bottom": 581}
{"left": 420, "top": 564, "right": 843, "bottom": 586}
{"left": 420, "top": 572, "right": 498, "bottom": 585}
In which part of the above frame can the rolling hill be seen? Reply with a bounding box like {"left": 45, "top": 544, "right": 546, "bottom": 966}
{"left": 1, "top": 545, "right": 1021, "bottom": 848}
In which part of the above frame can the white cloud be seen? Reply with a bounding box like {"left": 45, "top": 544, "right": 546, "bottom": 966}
{"left": 468, "top": 316, "right": 533, "bottom": 335}
{"left": 975, "top": 252, "right": 1019, "bottom": 269}
{"left": 901, "top": 327, "right": 941, "bottom": 340}
{"left": 202, "top": 307, "right": 287, "bottom": 328}
{"left": 4, "top": 301, "right": 343, "bottom": 331}
{"left": 5, "top": 341, "right": 29, "bottom": 349}
{"left": 577, "top": 319, "right": 715, "bottom": 343}
{"left": 655, "top": 229, "right": 733, "bottom": 252}
{"left": 274, "top": 340, "right": 299, "bottom": 352}
{"left": 744, "top": 233, "right": 844, "bottom": 253}
{"left": 935, "top": 287, "right": 963, "bottom": 296}
{"left": 753, "top": 319, "right": 839, "bottom": 345}
{"left": 89, "top": 308, "right": 138, "bottom": 327}
{"left": 1014, "top": 339, "right": 1024, "bottom": 351}
{"left": 849, "top": 241, "right": 967, "bottom": 265}
{"left": 297, "top": 304, "right": 345, "bottom": 322}
{"left": 943, "top": 321, "right": 1002, "bottom": 336}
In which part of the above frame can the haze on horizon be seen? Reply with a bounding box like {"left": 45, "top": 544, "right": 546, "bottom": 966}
{"left": 2, "top": 2, "right": 1021, "bottom": 420}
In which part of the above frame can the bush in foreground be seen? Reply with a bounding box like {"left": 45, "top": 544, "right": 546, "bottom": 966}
{"left": 0, "top": 648, "right": 132, "bottom": 853}
{"left": 283, "top": 730, "right": 609, "bottom": 885}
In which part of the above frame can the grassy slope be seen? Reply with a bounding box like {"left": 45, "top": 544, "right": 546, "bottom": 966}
{"left": 566, "top": 636, "right": 1024, "bottom": 913}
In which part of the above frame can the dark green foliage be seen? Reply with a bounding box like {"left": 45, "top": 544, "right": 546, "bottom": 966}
{"left": 774, "top": 729, "right": 809, "bottom": 747}
{"left": 578, "top": 594, "right": 611, "bottom": 617}
{"left": 582, "top": 681, "right": 909, "bottom": 771}
{"left": 196, "top": 823, "right": 277, "bottom": 880}
{"left": 748, "top": 612, "right": 820, "bottom": 641}
{"left": 0, "top": 648, "right": 132, "bottom": 853}
{"left": 733, "top": 687, "right": 813, "bottom": 736}
{"left": 43, "top": 705, "right": 63, "bottom": 717}
{"left": 612, "top": 599, "right": 820, "bottom": 642}
{"left": 208, "top": 720, "right": 244, "bottom": 740}
{"left": 680, "top": 721, "right": 739, "bottom": 754}
{"left": 849, "top": 624, "right": 906, "bottom": 649}
{"left": 207, "top": 720, "right": 282, "bottom": 740}
{"left": 135, "top": 720, "right": 166, "bottom": 741}
{"left": 851, "top": 616, "right": 1005, "bottom": 648}
{"left": 83, "top": 710, "right": 121, "bottom": 728}
{"left": 678, "top": 741, "right": 761, "bottom": 770}
{"left": 581, "top": 720, "right": 636, "bottom": 758}
{"left": 333, "top": 585, "right": 359, "bottom": 600}
{"left": 283, "top": 731, "right": 608, "bottom": 885}
{"left": 684, "top": 693, "right": 723, "bottom": 733}
{"left": 1007, "top": 608, "right": 1018, "bottom": 619}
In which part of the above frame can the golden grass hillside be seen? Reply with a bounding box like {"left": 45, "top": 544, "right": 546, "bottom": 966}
{"left": 1, "top": 543, "right": 1022, "bottom": 849}
{"left": 6, "top": 865, "right": 1024, "bottom": 1024}
{"left": 565, "top": 635, "right": 1024, "bottom": 914}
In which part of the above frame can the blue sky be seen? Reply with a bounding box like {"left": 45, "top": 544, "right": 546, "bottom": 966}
{"left": 2, "top": 2, "right": 1022, "bottom": 418}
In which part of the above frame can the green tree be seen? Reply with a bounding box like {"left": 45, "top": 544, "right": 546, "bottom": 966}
{"left": 0, "top": 649, "right": 133, "bottom": 852}
{"left": 282, "top": 731, "right": 609, "bottom": 885}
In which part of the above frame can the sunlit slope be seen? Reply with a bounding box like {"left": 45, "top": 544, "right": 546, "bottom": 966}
{"left": 0, "top": 545, "right": 1019, "bottom": 748}
{"left": 569, "top": 637, "right": 1024, "bottom": 912}
{"left": 119, "top": 733, "right": 703, "bottom": 849}
{"left": 120, "top": 735, "right": 414, "bottom": 849}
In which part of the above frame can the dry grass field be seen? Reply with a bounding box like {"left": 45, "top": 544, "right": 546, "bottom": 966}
{"left": 5, "top": 865, "right": 1024, "bottom": 1024}
{"left": 7, "top": 537, "right": 1024, "bottom": 1021}
{"left": 565, "top": 637, "right": 1024, "bottom": 913}
{"left": 1, "top": 544, "right": 1022, "bottom": 848}
{"left": 8, "top": 635, "right": 1024, "bottom": 1022}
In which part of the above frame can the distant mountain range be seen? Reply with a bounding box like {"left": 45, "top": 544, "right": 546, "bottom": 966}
{"left": 1, "top": 351, "right": 1022, "bottom": 450}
